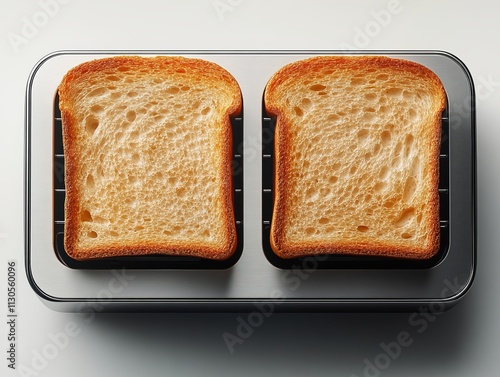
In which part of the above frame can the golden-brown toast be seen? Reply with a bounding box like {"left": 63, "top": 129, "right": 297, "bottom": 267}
{"left": 59, "top": 56, "right": 242, "bottom": 261}
{"left": 264, "top": 56, "right": 446, "bottom": 259}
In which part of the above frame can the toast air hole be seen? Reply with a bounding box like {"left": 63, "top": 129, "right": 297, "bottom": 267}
{"left": 310, "top": 84, "right": 326, "bottom": 91}
{"left": 294, "top": 106, "right": 304, "bottom": 116}
{"left": 85, "top": 116, "right": 99, "bottom": 135}
{"left": 81, "top": 210, "right": 93, "bottom": 222}
{"left": 126, "top": 110, "right": 136, "bottom": 122}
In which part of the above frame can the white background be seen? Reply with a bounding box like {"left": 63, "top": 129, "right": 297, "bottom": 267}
{"left": 1, "top": 0, "right": 499, "bottom": 376}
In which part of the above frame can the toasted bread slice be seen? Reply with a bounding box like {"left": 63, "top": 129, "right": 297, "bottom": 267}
{"left": 264, "top": 56, "right": 446, "bottom": 259}
{"left": 58, "top": 56, "right": 242, "bottom": 261}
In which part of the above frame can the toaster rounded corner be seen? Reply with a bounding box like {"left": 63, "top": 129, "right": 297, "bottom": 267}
{"left": 24, "top": 255, "right": 63, "bottom": 310}
{"left": 439, "top": 263, "right": 477, "bottom": 311}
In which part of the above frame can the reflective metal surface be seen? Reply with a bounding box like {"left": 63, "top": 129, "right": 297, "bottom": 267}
{"left": 25, "top": 51, "right": 475, "bottom": 311}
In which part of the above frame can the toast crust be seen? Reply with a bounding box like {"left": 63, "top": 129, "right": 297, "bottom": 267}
{"left": 59, "top": 56, "right": 242, "bottom": 261}
{"left": 265, "top": 56, "right": 445, "bottom": 260}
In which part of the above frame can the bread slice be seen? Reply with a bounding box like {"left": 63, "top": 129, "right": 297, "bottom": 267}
{"left": 264, "top": 56, "right": 446, "bottom": 260}
{"left": 58, "top": 56, "right": 242, "bottom": 261}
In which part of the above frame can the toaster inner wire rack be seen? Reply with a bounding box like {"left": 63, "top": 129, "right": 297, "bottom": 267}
{"left": 52, "top": 93, "right": 244, "bottom": 269}
{"left": 261, "top": 100, "right": 450, "bottom": 269}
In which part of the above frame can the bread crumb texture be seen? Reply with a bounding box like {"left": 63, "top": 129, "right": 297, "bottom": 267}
{"left": 265, "top": 56, "right": 446, "bottom": 259}
{"left": 59, "top": 56, "right": 242, "bottom": 260}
